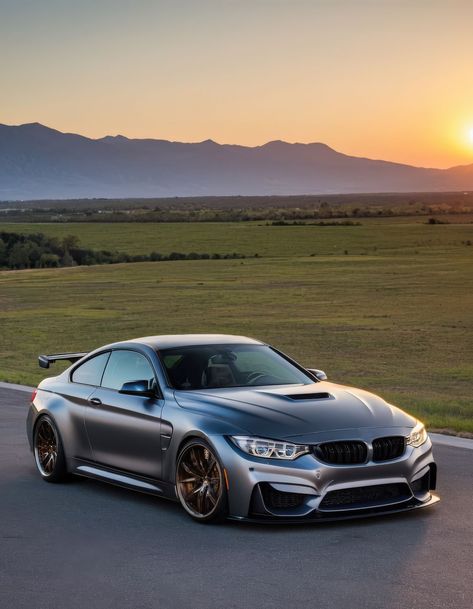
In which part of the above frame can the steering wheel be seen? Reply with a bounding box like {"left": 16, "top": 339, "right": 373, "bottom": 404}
{"left": 247, "top": 371, "right": 275, "bottom": 385}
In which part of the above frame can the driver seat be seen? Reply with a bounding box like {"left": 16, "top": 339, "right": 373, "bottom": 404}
{"left": 202, "top": 364, "right": 236, "bottom": 388}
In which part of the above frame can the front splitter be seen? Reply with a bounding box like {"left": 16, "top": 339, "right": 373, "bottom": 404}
{"left": 227, "top": 493, "right": 440, "bottom": 525}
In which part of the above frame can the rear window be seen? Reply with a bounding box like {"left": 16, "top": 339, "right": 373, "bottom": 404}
{"left": 71, "top": 352, "right": 110, "bottom": 386}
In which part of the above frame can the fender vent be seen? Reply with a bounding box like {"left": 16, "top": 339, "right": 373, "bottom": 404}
{"left": 285, "top": 392, "right": 331, "bottom": 401}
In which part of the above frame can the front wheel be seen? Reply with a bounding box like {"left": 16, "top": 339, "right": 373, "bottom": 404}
{"left": 33, "top": 415, "right": 68, "bottom": 482}
{"left": 176, "top": 439, "right": 228, "bottom": 523}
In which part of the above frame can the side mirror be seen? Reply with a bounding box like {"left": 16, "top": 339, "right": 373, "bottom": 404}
{"left": 119, "top": 380, "right": 155, "bottom": 397}
{"left": 307, "top": 368, "right": 328, "bottom": 381}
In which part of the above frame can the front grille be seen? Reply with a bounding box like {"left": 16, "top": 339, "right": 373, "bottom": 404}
{"left": 319, "top": 483, "right": 411, "bottom": 510}
{"left": 314, "top": 441, "right": 367, "bottom": 465}
{"left": 260, "top": 485, "right": 305, "bottom": 510}
{"left": 372, "top": 436, "right": 405, "bottom": 461}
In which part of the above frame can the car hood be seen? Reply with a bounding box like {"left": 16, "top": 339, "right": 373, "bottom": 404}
{"left": 173, "top": 381, "right": 416, "bottom": 442}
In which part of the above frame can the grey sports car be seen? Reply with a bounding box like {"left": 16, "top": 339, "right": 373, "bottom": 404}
{"left": 27, "top": 334, "right": 439, "bottom": 523}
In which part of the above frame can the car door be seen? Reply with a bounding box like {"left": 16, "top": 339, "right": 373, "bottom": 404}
{"left": 60, "top": 350, "right": 112, "bottom": 461}
{"left": 85, "top": 349, "right": 165, "bottom": 480}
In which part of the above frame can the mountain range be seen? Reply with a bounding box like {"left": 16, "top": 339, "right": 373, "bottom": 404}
{"left": 1, "top": 122, "right": 473, "bottom": 200}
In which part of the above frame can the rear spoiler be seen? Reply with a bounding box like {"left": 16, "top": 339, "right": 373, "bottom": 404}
{"left": 38, "top": 352, "right": 88, "bottom": 369}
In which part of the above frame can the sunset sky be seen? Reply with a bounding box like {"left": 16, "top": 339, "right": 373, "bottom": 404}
{"left": 1, "top": 0, "right": 473, "bottom": 168}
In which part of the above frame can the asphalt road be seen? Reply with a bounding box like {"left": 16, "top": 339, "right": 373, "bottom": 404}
{"left": 1, "top": 386, "right": 472, "bottom": 609}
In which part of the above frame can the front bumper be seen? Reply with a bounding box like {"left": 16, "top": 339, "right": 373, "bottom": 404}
{"left": 210, "top": 435, "right": 439, "bottom": 522}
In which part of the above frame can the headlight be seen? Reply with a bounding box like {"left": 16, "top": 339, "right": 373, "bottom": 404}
{"left": 230, "top": 436, "right": 309, "bottom": 460}
{"left": 407, "top": 422, "right": 428, "bottom": 448}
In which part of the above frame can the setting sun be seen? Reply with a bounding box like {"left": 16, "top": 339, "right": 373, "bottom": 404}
{"left": 469, "top": 128, "right": 473, "bottom": 145}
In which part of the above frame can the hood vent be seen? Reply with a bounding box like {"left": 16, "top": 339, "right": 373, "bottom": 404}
{"left": 284, "top": 392, "right": 331, "bottom": 401}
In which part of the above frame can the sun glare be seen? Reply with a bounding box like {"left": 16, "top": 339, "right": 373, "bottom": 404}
{"left": 469, "top": 128, "right": 473, "bottom": 145}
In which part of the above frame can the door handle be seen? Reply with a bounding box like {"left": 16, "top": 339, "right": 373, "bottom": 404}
{"left": 89, "top": 397, "right": 102, "bottom": 406}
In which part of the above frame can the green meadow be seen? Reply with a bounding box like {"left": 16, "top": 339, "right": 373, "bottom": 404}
{"left": 1, "top": 219, "right": 472, "bottom": 432}
{"left": 4, "top": 217, "right": 473, "bottom": 257}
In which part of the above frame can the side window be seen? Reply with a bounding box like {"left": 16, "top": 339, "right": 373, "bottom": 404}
{"left": 71, "top": 352, "right": 110, "bottom": 386}
{"left": 101, "top": 350, "right": 156, "bottom": 391}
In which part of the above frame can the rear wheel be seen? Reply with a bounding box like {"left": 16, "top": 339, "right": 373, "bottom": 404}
{"left": 33, "top": 415, "right": 68, "bottom": 482}
{"left": 176, "top": 439, "right": 228, "bottom": 523}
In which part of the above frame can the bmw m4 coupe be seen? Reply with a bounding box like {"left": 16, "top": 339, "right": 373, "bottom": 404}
{"left": 27, "top": 334, "right": 439, "bottom": 523}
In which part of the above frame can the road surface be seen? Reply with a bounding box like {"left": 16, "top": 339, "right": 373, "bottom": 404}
{"left": 1, "top": 386, "right": 472, "bottom": 609}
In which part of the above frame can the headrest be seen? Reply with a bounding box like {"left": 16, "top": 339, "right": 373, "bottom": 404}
{"left": 203, "top": 364, "right": 235, "bottom": 388}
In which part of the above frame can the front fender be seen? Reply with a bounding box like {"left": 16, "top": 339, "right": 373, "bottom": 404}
{"left": 160, "top": 397, "right": 251, "bottom": 484}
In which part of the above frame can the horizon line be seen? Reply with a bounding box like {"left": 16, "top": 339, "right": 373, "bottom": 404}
{"left": 2, "top": 120, "right": 467, "bottom": 172}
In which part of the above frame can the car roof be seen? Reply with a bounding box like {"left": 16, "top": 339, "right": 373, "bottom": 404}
{"left": 111, "top": 334, "right": 265, "bottom": 350}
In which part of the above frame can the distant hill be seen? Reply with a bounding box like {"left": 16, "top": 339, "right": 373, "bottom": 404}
{"left": 1, "top": 122, "right": 473, "bottom": 200}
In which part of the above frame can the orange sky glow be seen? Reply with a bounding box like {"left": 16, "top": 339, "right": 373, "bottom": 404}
{"left": 1, "top": 0, "right": 473, "bottom": 169}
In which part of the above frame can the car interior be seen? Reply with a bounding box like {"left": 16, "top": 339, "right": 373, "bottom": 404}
{"left": 165, "top": 353, "right": 239, "bottom": 389}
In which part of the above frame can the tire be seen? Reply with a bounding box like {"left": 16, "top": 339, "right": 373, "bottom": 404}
{"left": 176, "top": 439, "right": 228, "bottom": 523}
{"left": 33, "top": 415, "right": 68, "bottom": 483}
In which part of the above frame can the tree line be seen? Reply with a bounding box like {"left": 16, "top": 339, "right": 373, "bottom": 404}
{"left": 0, "top": 232, "right": 248, "bottom": 270}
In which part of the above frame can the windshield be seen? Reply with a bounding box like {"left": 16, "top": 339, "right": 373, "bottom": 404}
{"left": 159, "top": 344, "right": 313, "bottom": 390}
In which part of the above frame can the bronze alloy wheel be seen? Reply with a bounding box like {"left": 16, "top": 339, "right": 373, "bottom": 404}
{"left": 34, "top": 416, "right": 63, "bottom": 478}
{"left": 33, "top": 416, "right": 68, "bottom": 483}
{"left": 176, "top": 442, "right": 226, "bottom": 521}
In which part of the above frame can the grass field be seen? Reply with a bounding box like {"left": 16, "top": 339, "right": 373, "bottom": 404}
{"left": 1, "top": 218, "right": 472, "bottom": 433}
{"left": 3, "top": 218, "right": 473, "bottom": 258}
